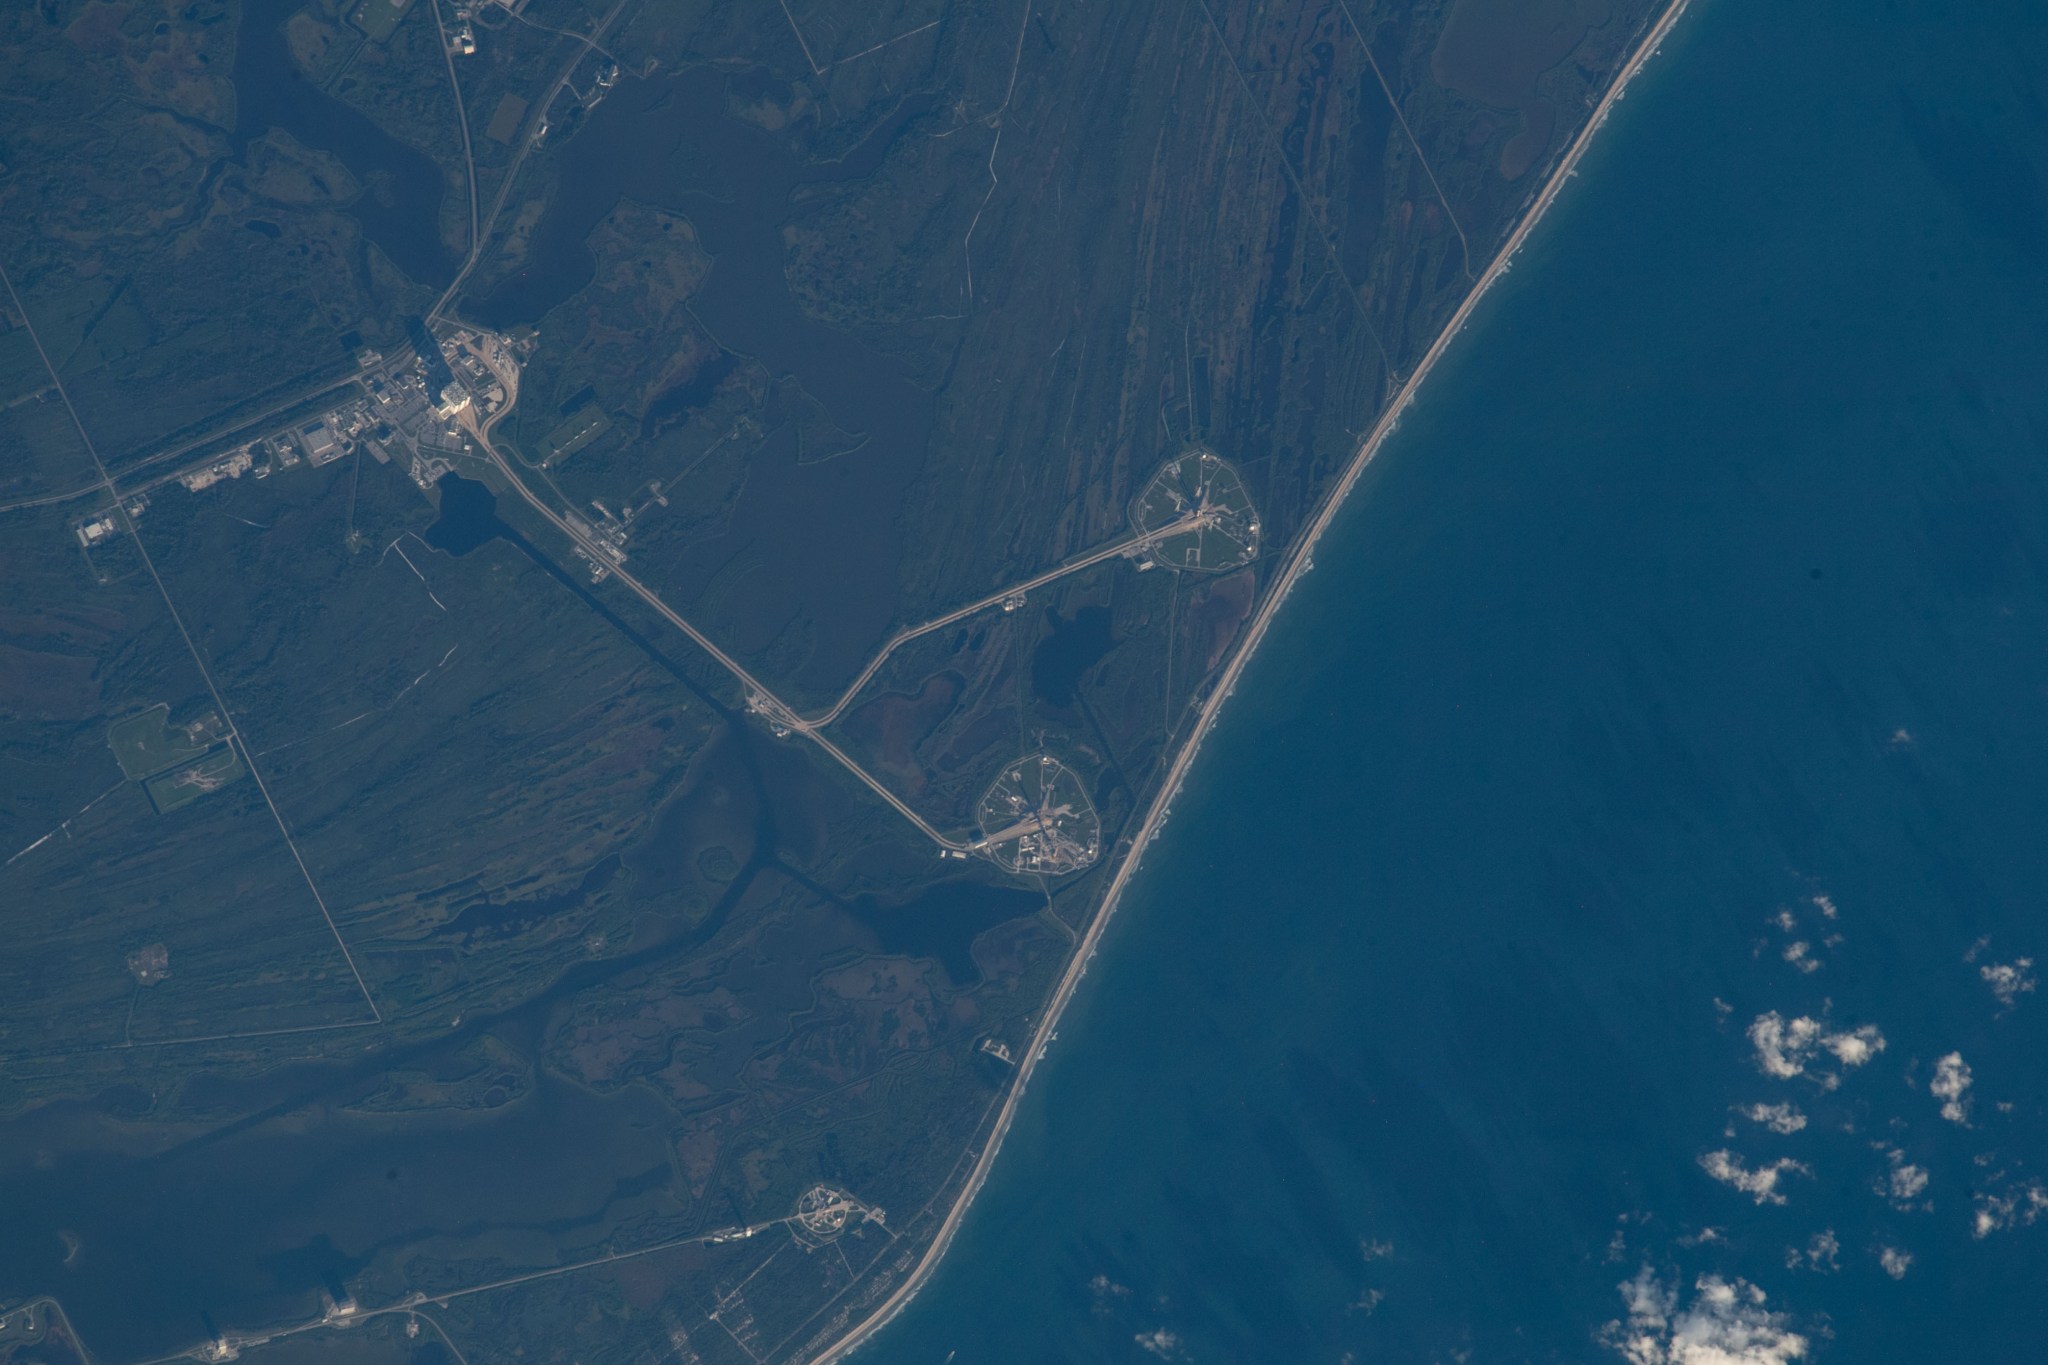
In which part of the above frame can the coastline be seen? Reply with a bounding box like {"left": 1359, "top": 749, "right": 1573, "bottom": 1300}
{"left": 803, "top": 3, "right": 1698, "bottom": 1359}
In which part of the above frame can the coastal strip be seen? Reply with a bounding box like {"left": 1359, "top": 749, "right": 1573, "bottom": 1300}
{"left": 804, "top": 2, "right": 1697, "bottom": 1359}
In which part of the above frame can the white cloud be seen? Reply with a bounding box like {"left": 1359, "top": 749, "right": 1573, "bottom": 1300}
{"left": 1875, "top": 1146, "right": 1929, "bottom": 1206}
{"left": 1981, "top": 959, "right": 2036, "bottom": 1009}
{"left": 1773, "top": 910, "right": 1799, "bottom": 934}
{"left": 1615, "top": 1267, "right": 1675, "bottom": 1332}
{"left": 1930, "top": 1053, "right": 1973, "bottom": 1124}
{"left": 1747, "top": 1012, "right": 1885, "bottom": 1080}
{"left": 1739, "top": 1102, "right": 1807, "bottom": 1135}
{"left": 1701, "top": 1150, "right": 1812, "bottom": 1206}
{"left": 1749, "top": 1015, "right": 1822, "bottom": 1079}
{"left": 1811, "top": 894, "right": 1838, "bottom": 919}
{"left": 1601, "top": 1269, "right": 1809, "bottom": 1365}
{"left": 1782, "top": 942, "right": 1820, "bottom": 974}
{"left": 1359, "top": 1238, "right": 1393, "bottom": 1261}
{"left": 1821, "top": 1025, "right": 1883, "bottom": 1067}
{"left": 1134, "top": 1328, "right": 1183, "bottom": 1360}
{"left": 1785, "top": 1230, "right": 1838, "bottom": 1273}
{"left": 1878, "top": 1246, "right": 1912, "bottom": 1279}
{"left": 1972, "top": 1181, "right": 2048, "bottom": 1238}
{"left": 1088, "top": 1274, "right": 1132, "bottom": 1316}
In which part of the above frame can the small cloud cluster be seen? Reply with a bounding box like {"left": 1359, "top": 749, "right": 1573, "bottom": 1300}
{"left": 1747, "top": 1012, "right": 1885, "bottom": 1082}
{"left": 1973, "top": 1180, "right": 2048, "bottom": 1238}
{"left": 1601, "top": 1269, "right": 1809, "bottom": 1365}
{"left": 1824, "top": 1026, "right": 1883, "bottom": 1067}
{"left": 1877, "top": 1147, "right": 1929, "bottom": 1207}
{"left": 1764, "top": 897, "right": 1840, "bottom": 973}
{"left": 1134, "top": 1328, "right": 1184, "bottom": 1360}
{"left": 1930, "top": 1053, "right": 1973, "bottom": 1124}
{"left": 1878, "top": 1246, "right": 1912, "bottom": 1279}
{"left": 1700, "top": 1150, "right": 1812, "bottom": 1206}
{"left": 1088, "top": 1274, "right": 1132, "bottom": 1317}
{"left": 1981, "top": 958, "right": 2036, "bottom": 1009}
{"left": 1784, "top": 1230, "right": 1839, "bottom": 1273}
{"left": 1739, "top": 1102, "right": 1807, "bottom": 1136}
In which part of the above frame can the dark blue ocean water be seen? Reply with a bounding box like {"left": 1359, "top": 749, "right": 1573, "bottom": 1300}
{"left": 873, "top": 1, "right": 2048, "bottom": 1361}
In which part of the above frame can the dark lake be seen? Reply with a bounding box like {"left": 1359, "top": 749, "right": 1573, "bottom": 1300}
{"left": 1032, "top": 605, "right": 1117, "bottom": 709}
{"left": 847, "top": 880, "right": 1044, "bottom": 987}
{"left": 421, "top": 471, "right": 504, "bottom": 557}
{"left": 234, "top": 0, "right": 457, "bottom": 289}
{"left": 470, "top": 71, "right": 940, "bottom": 696}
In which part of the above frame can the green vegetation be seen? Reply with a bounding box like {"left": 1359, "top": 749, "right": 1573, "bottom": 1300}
{"left": 0, "top": 321, "right": 45, "bottom": 405}
{"left": 106, "top": 703, "right": 224, "bottom": 781}
{"left": 0, "top": 0, "right": 419, "bottom": 469}
{"left": 533, "top": 410, "right": 610, "bottom": 464}
{"left": 1131, "top": 450, "right": 1263, "bottom": 572}
{"left": 484, "top": 91, "right": 529, "bottom": 145}
{"left": 350, "top": 0, "right": 415, "bottom": 44}
{"left": 0, "top": 0, "right": 1669, "bottom": 1357}
{"left": 143, "top": 744, "right": 247, "bottom": 813}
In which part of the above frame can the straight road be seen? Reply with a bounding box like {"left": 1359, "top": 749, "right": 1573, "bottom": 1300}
{"left": 457, "top": 332, "right": 1204, "bottom": 852}
{"left": 461, "top": 396, "right": 968, "bottom": 850}
{"left": 794, "top": 0, "right": 1700, "bottom": 1358}
{"left": 796, "top": 509, "right": 1218, "bottom": 730}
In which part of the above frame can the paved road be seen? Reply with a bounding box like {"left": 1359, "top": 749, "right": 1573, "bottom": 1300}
{"left": 797, "top": 508, "right": 1219, "bottom": 730}
{"left": 793, "top": 0, "right": 1701, "bottom": 1357}
{"left": 459, "top": 366, "right": 967, "bottom": 850}
{"left": 459, "top": 333, "right": 1215, "bottom": 856}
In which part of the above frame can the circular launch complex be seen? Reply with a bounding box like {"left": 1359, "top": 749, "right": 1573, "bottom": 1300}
{"left": 1130, "top": 450, "right": 1261, "bottom": 572}
{"left": 792, "top": 1184, "right": 863, "bottom": 1244}
{"left": 972, "top": 752, "right": 1102, "bottom": 876}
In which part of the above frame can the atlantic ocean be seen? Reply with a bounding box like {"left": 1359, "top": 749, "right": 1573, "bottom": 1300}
{"left": 867, "top": 0, "right": 2048, "bottom": 1360}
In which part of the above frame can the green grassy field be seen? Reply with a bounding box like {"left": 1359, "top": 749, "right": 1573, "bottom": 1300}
{"left": 107, "top": 704, "right": 223, "bottom": 781}
{"left": 0, "top": 0, "right": 1669, "bottom": 1354}
{"left": 143, "top": 744, "right": 247, "bottom": 813}
{"left": 351, "top": 0, "right": 414, "bottom": 44}
{"left": 0, "top": 325, "right": 45, "bottom": 405}
{"left": 1130, "top": 450, "right": 1262, "bottom": 572}
{"left": 537, "top": 410, "right": 610, "bottom": 464}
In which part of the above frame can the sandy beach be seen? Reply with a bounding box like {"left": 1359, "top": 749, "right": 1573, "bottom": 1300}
{"left": 802, "top": 3, "right": 1696, "bottom": 1359}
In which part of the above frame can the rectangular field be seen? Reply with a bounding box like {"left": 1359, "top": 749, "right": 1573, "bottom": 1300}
{"left": 351, "top": 0, "right": 413, "bottom": 43}
{"left": 143, "top": 744, "right": 247, "bottom": 813}
{"left": 106, "top": 703, "right": 222, "bottom": 780}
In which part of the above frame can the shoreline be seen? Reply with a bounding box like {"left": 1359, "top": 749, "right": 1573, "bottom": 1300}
{"left": 806, "top": 2, "right": 1697, "bottom": 1359}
